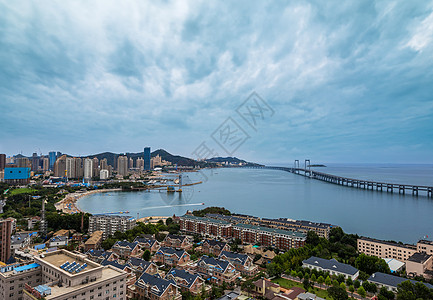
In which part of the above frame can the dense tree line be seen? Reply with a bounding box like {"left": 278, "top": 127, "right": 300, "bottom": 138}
{"left": 192, "top": 207, "right": 231, "bottom": 217}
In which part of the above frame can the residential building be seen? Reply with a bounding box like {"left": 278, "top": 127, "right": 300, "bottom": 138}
{"left": 153, "top": 247, "right": 190, "bottom": 267}
{"left": 0, "top": 219, "right": 12, "bottom": 263}
{"left": 54, "top": 155, "right": 67, "bottom": 178}
{"left": 133, "top": 237, "right": 160, "bottom": 253}
{"left": 84, "top": 231, "right": 103, "bottom": 251}
{"left": 111, "top": 240, "right": 140, "bottom": 258}
{"left": 197, "top": 256, "right": 239, "bottom": 285}
{"left": 297, "top": 292, "right": 325, "bottom": 300}
{"left": 31, "top": 153, "right": 39, "bottom": 172}
{"left": 383, "top": 258, "right": 405, "bottom": 273}
{"left": 143, "top": 147, "right": 151, "bottom": 171}
{"left": 11, "top": 232, "right": 33, "bottom": 253}
{"left": 302, "top": 256, "right": 359, "bottom": 280}
{"left": 117, "top": 156, "right": 128, "bottom": 176}
{"left": 253, "top": 278, "right": 280, "bottom": 297}
{"left": 406, "top": 252, "right": 433, "bottom": 279}
{"left": 136, "top": 158, "right": 144, "bottom": 170}
{"left": 165, "top": 268, "right": 205, "bottom": 295}
{"left": 88, "top": 215, "right": 136, "bottom": 239}
{"left": 100, "top": 169, "right": 109, "bottom": 180}
{"left": 83, "top": 158, "right": 93, "bottom": 180}
{"left": 42, "top": 157, "right": 49, "bottom": 172}
{"left": 357, "top": 237, "right": 417, "bottom": 262}
{"left": 0, "top": 262, "right": 42, "bottom": 300}
{"left": 127, "top": 257, "right": 158, "bottom": 275}
{"left": 368, "top": 272, "right": 433, "bottom": 293}
{"left": 48, "top": 236, "right": 68, "bottom": 247}
{"left": 15, "top": 157, "right": 30, "bottom": 168}
{"left": 417, "top": 240, "right": 433, "bottom": 255}
{"left": 0, "top": 154, "right": 6, "bottom": 171}
{"left": 92, "top": 157, "right": 99, "bottom": 178}
{"left": 134, "top": 272, "right": 181, "bottom": 300}
{"left": 218, "top": 251, "right": 258, "bottom": 276}
{"left": 232, "top": 223, "right": 306, "bottom": 251}
{"left": 162, "top": 234, "right": 193, "bottom": 250}
{"left": 23, "top": 249, "right": 127, "bottom": 300}
{"left": 100, "top": 158, "right": 108, "bottom": 171}
{"left": 86, "top": 250, "right": 118, "bottom": 264}
{"left": 260, "top": 218, "right": 333, "bottom": 239}
{"left": 4, "top": 167, "right": 31, "bottom": 185}
{"left": 179, "top": 215, "right": 233, "bottom": 238}
{"left": 201, "top": 240, "right": 230, "bottom": 256}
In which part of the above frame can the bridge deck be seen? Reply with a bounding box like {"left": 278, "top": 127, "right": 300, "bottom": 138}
{"left": 243, "top": 166, "right": 433, "bottom": 197}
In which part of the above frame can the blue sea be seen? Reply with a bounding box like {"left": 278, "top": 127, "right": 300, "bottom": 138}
{"left": 77, "top": 164, "right": 433, "bottom": 244}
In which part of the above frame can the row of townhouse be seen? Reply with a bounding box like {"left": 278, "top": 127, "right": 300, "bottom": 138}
{"left": 232, "top": 223, "right": 306, "bottom": 251}
{"left": 357, "top": 237, "right": 433, "bottom": 279}
{"left": 134, "top": 268, "right": 207, "bottom": 300}
{"left": 180, "top": 215, "right": 233, "bottom": 238}
{"left": 180, "top": 215, "right": 306, "bottom": 251}
{"left": 204, "top": 213, "right": 334, "bottom": 239}
{"left": 134, "top": 236, "right": 161, "bottom": 253}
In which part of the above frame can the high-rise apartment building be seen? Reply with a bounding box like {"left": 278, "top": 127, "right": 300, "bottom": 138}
{"left": 42, "top": 157, "right": 49, "bottom": 171}
{"left": 66, "top": 157, "right": 74, "bottom": 179}
{"left": 74, "top": 157, "right": 83, "bottom": 178}
{"left": 143, "top": 147, "right": 151, "bottom": 171}
{"left": 92, "top": 157, "right": 99, "bottom": 177}
{"left": 136, "top": 157, "right": 144, "bottom": 170}
{"left": 100, "top": 158, "right": 108, "bottom": 170}
{"left": 129, "top": 157, "right": 134, "bottom": 169}
{"left": 0, "top": 219, "right": 12, "bottom": 263}
{"left": 48, "top": 151, "right": 57, "bottom": 169}
{"left": 0, "top": 154, "right": 6, "bottom": 171}
{"left": 31, "top": 153, "right": 39, "bottom": 172}
{"left": 84, "top": 158, "right": 93, "bottom": 180}
{"left": 16, "top": 157, "right": 30, "bottom": 168}
{"left": 54, "top": 155, "right": 67, "bottom": 177}
{"left": 117, "top": 156, "right": 128, "bottom": 176}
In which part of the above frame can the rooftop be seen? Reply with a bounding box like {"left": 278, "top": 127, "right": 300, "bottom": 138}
{"left": 85, "top": 231, "right": 103, "bottom": 245}
{"left": 37, "top": 250, "right": 99, "bottom": 276}
{"left": 358, "top": 236, "right": 416, "bottom": 250}
{"left": 407, "top": 252, "right": 431, "bottom": 264}
{"left": 368, "top": 272, "right": 433, "bottom": 289}
{"left": 181, "top": 214, "right": 231, "bottom": 225}
{"left": 45, "top": 265, "right": 126, "bottom": 299}
{"left": 234, "top": 223, "right": 306, "bottom": 239}
{"left": 303, "top": 256, "right": 359, "bottom": 276}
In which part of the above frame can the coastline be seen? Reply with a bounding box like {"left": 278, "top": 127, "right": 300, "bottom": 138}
{"left": 55, "top": 188, "right": 122, "bottom": 214}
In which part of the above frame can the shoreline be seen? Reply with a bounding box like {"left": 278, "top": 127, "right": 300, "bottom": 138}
{"left": 55, "top": 188, "right": 122, "bottom": 214}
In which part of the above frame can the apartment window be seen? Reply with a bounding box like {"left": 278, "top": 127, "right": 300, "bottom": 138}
{"left": 98, "top": 293, "right": 102, "bottom": 297}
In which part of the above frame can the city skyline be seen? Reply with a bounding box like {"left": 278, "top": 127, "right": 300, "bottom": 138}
{"left": 1, "top": 2, "right": 433, "bottom": 164}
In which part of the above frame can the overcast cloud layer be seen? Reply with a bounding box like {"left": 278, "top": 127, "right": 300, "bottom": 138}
{"left": 1, "top": 1, "right": 433, "bottom": 164}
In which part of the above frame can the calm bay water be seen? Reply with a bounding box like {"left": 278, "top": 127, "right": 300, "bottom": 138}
{"left": 77, "top": 164, "right": 433, "bottom": 244}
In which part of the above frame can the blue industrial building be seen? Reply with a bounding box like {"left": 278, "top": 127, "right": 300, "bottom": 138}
{"left": 143, "top": 147, "right": 151, "bottom": 170}
{"left": 4, "top": 167, "right": 30, "bottom": 184}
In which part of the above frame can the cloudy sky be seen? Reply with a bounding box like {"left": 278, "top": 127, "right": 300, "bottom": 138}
{"left": 1, "top": 1, "right": 433, "bottom": 164}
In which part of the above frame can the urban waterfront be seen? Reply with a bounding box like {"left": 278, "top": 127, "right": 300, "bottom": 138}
{"left": 77, "top": 164, "right": 433, "bottom": 244}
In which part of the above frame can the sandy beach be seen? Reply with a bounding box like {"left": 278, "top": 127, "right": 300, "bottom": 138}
{"left": 55, "top": 188, "right": 122, "bottom": 214}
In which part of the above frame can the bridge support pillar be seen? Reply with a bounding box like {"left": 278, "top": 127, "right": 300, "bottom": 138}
{"left": 412, "top": 187, "right": 418, "bottom": 196}
{"left": 399, "top": 185, "right": 405, "bottom": 194}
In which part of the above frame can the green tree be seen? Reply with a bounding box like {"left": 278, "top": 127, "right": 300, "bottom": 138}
{"left": 346, "top": 277, "right": 353, "bottom": 287}
{"left": 291, "top": 270, "right": 298, "bottom": 278}
{"left": 317, "top": 275, "right": 324, "bottom": 287}
{"left": 327, "top": 286, "right": 348, "bottom": 300}
{"left": 241, "top": 280, "right": 254, "bottom": 296}
{"left": 303, "top": 278, "right": 311, "bottom": 291}
{"left": 310, "top": 273, "right": 317, "bottom": 283}
{"left": 142, "top": 249, "right": 151, "bottom": 261}
{"left": 325, "top": 275, "right": 332, "bottom": 286}
{"left": 355, "top": 253, "right": 390, "bottom": 274}
{"left": 379, "top": 287, "right": 395, "bottom": 300}
{"left": 297, "top": 271, "right": 304, "bottom": 280}
{"left": 306, "top": 231, "right": 320, "bottom": 246}
{"left": 333, "top": 279, "right": 340, "bottom": 287}
{"left": 340, "top": 282, "right": 346, "bottom": 290}
{"left": 354, "top": 280, "right": 360, "bottom": 289}
{"left": 357, "top": 286, "right": 366, "bottom": 298}
{"left": 349, "top": 285, "right": 355, "bottom": 295}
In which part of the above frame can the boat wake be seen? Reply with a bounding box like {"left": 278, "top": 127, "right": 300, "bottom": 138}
{"left": 139, "top": 203, "right": 204, "bottom": 210}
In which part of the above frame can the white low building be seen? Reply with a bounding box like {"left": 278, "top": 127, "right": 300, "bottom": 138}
{"left": 302, "top": 256, "right": 359, "bottom": 280}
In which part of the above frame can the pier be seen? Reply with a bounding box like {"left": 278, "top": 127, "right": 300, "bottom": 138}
{"left": 244, "top": 161, "right": 433, "bottom": 198}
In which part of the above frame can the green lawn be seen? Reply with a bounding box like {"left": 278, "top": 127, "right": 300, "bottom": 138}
{"left": 272, "top": 278, "right": 331, "bottom": 299}
{"left": 9, "top": 188, "right": 37, "bottom": 195}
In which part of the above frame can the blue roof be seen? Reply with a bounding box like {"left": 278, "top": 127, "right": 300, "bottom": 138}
{"left": 14, "top": 263, "right": 40, "bottom": 272}
{"left": 34, "top": 244, "right": 46, "bottom": 250}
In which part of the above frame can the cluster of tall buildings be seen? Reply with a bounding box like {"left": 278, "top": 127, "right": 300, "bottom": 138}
{"left": 0, "top": 147, "right": 156, "bottom": 183}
